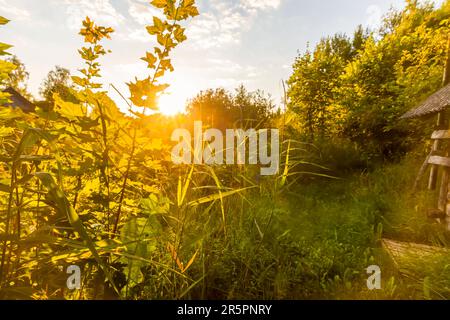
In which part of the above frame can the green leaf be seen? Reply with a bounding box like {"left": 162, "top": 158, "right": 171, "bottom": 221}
{"left": 14, "top": 174, "right": 34, "bottom": 186}
{"left": 423, "top": 276, "right": 431, "bottom": 300}
{"left": 121, "top": 216, "right": 159, "bottom": 288}
{"left": 0, "top": 126, "right": 14, "bottom": 137}
{"left": 178, "top": 165, "right": 194, "bottom": 207}
{"left": 141, "top": 194, "right": 170, "bottom": 215}
{"left": 187, "top": 186, "right": 257, "bottom": 207}
{"left": 54, "top": 94, "right": 85, "bottom": 120}
{"left": 0, "top": 287, "right": 34, "bottom": 300}
{"left": 35, "top": 172, "right": 120, "bottom": 297}
{"left": 0, "top": 107, "right": 24, "bottom": 121}
{"left": 0, "top": 183, "right": 10, "bottom": 193}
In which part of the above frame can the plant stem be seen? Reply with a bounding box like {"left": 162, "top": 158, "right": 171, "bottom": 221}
{"left": 0, "top": 163, "right": 16, "bottom": 286}
{"left": 113, "top": 127, "right": 137, "bottom": 238}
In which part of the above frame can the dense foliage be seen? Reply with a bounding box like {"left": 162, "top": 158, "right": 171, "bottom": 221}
{"left": 288, "top": 0, "right": 450, "bottom": 159}
{"left": 186, "top": 85, "right": 274, "bottom": 131}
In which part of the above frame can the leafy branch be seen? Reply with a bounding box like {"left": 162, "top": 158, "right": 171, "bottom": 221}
{"left": 127, "top": 0, "right": 199, "bottom": 112}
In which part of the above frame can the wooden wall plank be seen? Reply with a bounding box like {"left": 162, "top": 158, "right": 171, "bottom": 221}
{"left": 432, "top": 130, "right": 450, "bottom": 140}
{"left": 428, "top": 156, "right": 450, "bottom": 167}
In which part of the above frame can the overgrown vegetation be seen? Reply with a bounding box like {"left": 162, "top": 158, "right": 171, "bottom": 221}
{"left": 0, "top": 0, "right": 449, "bottom": 300}
{"left": 288, "top": 0, "right": 449, "bottom": 160}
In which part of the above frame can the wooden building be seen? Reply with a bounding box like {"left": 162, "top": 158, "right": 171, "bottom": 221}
{"left": 2, "top": 87, "right": 35, "bottom": 113}
{"left": 401, "top": 58, "right": 450, "bottom": 230}
{"left": 382, "top": 58, "right": 450, "bottom": 270}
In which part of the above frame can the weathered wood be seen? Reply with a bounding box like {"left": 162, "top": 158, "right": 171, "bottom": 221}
{"left": 429, "top": 114, "right": 446, "bottom": 190}
{"left": 432, "top": 130, "right": 450, "bottom": 140}
{"left": 382, "top": 239, "right": 450, "bottom": 274}
{"left": 439, "top": 168, "right": 450, "bottom": 211}
{"left": 428, "top": 155, "right": 450, "bottom": 167}
{"left": 427, "top": 209, "right": 446, "bottom": 219}
{"left": 429, "top": 39, "right": 450, "bottom": 184}
{"left": 383, "top": 239, "right": 449, "bottom": 259}
{"left": 431, "top": 39, "right": 450, "bottom": 190}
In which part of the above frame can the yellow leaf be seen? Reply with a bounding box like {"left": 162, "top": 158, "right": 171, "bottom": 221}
{"left": 141, "top": 52, "right": 157, "bottom": 69}
{"left": 146, "top": 25, "right": 159, "bottom": 35}
{"left": 127, "top": 78, "right": 168, "bottom": 109}
{"left": 151, "top": 0, "right": 167, "bottom": 9}
{"left": 161, "top": 59, "right": 174, "bottom": 72}
{"left": 54, "top": 94, "right": 85, "bottom": 120}
{"left": 182, "top": 249, "right": 199, "bottom": 273}
{"left": 174, "top": 27, "right": 187, "bottom": 43}
{"left": 167, "top": 242, "right": 184, "bottom": 272}
{"left": 153, "top": 16, "right": 165, "bottom": 31}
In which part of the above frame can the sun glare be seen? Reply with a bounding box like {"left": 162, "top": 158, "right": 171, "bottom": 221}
{"left": 158, "top": 92, "right": 187, "bottom": 116}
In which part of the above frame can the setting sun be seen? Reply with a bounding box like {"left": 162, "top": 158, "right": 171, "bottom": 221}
{"left": 157, "top": 78, "right": 200, "bottom": 115}
{"left": 158, "top": 92, "right": 186, "bottom": 116}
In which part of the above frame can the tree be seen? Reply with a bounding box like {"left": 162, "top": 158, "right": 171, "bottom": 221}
{"left": 127, "top": 0, "right": 199, "bottom": 112}
{"left": 287, "top": 0, "right": 450, "bottom": 159}
{"left": 39, "top": 66, "right": 76, "bottom": 103}
{"left": 352, "top": 25, "right": 369, "bottom": 53}
{"left": 4, "top": 55, "right": 31, "bottom": 99}
{"left": 186, "top": 86, "right": 274, "bottom": 131}
{"left": 338, "top": 1, "right": 448, "bottom": 159}
{"left": 233, "top": 85, "right": 274, "bottom": 129}
{"left": 287, "top": 34, "right": 359, "bottom": 140}
{"left": 0, "top": 17, "right": 15, "bottom": 105}
{"left": 187, "top": 88, "right": 234, "bottom": 131}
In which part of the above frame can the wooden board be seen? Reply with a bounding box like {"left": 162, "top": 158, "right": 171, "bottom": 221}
{"left": 382, "top": 239, "right": 449, "bottom": 272}
{"left": 439, "top": 168, "right": 450, "bottom": 211}
{"left": 428, "top": 114, "right": 446, "bottom": 190}
{"left": 428, "top": 155, "right": 450, "bottom": 167}
{"left": 431, "top": 130, "right": 450, "bottom": 140}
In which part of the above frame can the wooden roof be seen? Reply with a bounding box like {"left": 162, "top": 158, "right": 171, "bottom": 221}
{"left": 2, "top": 87, "right": 35, "bottom": 113}
{"left": 401, "top": 83, "right": 450, "bottom": 119}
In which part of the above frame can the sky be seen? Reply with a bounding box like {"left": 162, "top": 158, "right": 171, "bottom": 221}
{"left": 0, "top": 0, "right": 445, "bottom": 115}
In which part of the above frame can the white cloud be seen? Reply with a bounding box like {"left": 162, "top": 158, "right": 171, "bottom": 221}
{"left": 241, "top": 0, "right": 282, "bottom": 11}
{"left": 187, "top": 11, "right": 243, "bottom": 49}
{"left": 201, "top": 58, "right": 261, "bottom": 88}
{"left": 210, "top": 77, "right": 246, "bottom": 88}
{"left": 63, "top": 0, "right": 125, "bottom": 30}
{"left": 186, "top": 2, "right": 249, "bottom": 49}
{"left": 128, "top": 28, "right": 150, "bottom": 42}
{"left": 114, "top": 62, "right": 145, "bottom": 76}
{"left": 0, "top": 0, "right": 30, "bottom": 21}
{"left": 207, "top": 58, "right": 243, "bottom": 73}
{"left": 128, "top": 0, "right": 163, "bottom": 25}
{"left": 366, "top": 5, "right": 382, "bottom": 29}
{"left": 186, "top": 0, "right": 283, "bottom": 49}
